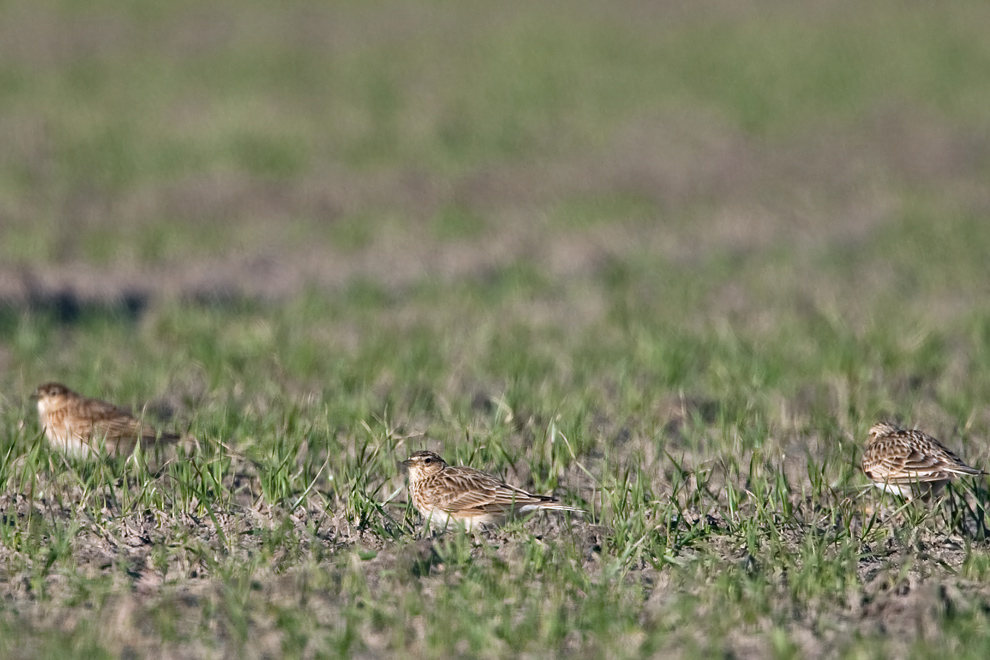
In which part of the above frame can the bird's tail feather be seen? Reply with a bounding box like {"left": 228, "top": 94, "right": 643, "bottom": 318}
{"left": 520, "top": 501, "right": 585, "bottom": 514}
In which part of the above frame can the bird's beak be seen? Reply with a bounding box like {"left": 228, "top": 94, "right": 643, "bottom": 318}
{"left": 398, "top": 459, "right": 412, "bottom": 470}
{"left": 28, "top": 392, "right": 39, "bottom": 401}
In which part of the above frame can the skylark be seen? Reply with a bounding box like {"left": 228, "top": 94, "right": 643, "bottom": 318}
{"left": 33, "top": 382, "right": 189, "bottom": 459}
{"left": 861, "top": 422, "right": 984, "bottom": 498}
{"left": 400, "top": 450, "right": 582, "bottom": 530}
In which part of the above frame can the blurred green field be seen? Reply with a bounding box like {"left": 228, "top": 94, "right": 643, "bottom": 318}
{"left": 3, "top": 0, "right": 990, "bottom": 658}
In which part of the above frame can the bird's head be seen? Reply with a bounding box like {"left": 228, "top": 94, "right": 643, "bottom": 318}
{"left": 400, "top": 450, "right": 448, "bottom": 480}
{"left": 868, "top": 422, "right": 902, "bottom": 440}
{"left": 33, "top": 382, "right": 73, "bottom": 412}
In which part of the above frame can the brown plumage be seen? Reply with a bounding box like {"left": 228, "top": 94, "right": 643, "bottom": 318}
{"left": 400, "top": 450, "right": 582, "bottom": 530}
{"left": 33, "top": 382, "right": 187, "bottom": 459}
{"left": 861, "top": 422, "right": 984, "bottom": 497}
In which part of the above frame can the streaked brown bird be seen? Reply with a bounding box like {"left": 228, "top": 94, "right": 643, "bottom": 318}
{"left": 861, "top": 422, "right": 984, "bottom": 498}
{"left": 33, "top": 382, "right": 188, "bottom": 459}
{"left": 400, "top": 450, "right": 582, "bottom": 530}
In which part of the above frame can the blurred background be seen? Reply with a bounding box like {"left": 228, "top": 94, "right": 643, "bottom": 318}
{"left": 1, "top": 0, "right": 989, "bottom": 425}
{"left": 2, "top": 1, "right": 986, "bottom": 285}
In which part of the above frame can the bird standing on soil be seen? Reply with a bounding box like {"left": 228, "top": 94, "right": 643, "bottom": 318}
{"left": 32, "top": 382, "right": 189, "bottom": 459}
{"left": 861, "top": 422, "right": 984, "bottom": 498}
{"left": 400, "top": 450, "right": 582, "bottom": 530}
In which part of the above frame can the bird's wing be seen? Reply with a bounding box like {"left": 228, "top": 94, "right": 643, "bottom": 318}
{"left": 433, "top": 467, "right": 553, "bottom": 514}
{"left": 87, "top": 401, "right": 178, "bottom": 444}
{"left": 89, "top": 408, "right": 145, "bottom": 438}
{"left": 864, "top": 436, "right": 976, "bottom": 483}
{"left": 928, "top": 444, "right": 984, "bottom": 476}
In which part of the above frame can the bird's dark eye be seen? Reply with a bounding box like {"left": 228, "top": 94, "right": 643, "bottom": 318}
{"left": 424, "top": 457, "right": 432, "bottom": 464}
